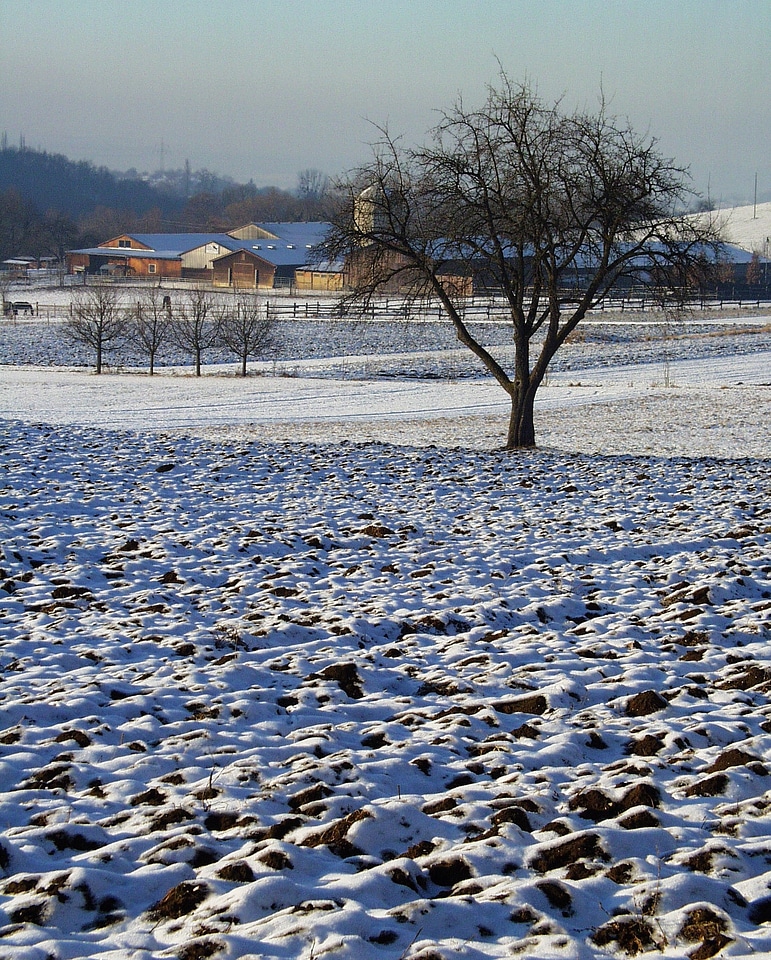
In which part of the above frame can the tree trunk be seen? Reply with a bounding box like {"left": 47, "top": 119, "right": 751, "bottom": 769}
{"left": 195, "top": 348, "right": 202, "bottom": 377}
{"left": 506, "top": 388, "right": 537, "bottom": 449}
{"left": 241, "top": 353, "right": 247, "bottom": 377}
{"left": 96, "top": 341, "right": 102, "bottom": 375}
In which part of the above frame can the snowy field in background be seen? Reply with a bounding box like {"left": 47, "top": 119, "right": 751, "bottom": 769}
{"left": 0, "top": 304, "right": 770, "bottom": 959}
{"left": 1, "top": 306, "right": 770, "bottom": 456}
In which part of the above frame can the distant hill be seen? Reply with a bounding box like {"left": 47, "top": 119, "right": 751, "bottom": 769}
{"left": 0, "top": 144, "right": 182, "bottom": 218}
{"left": 711, "top": 201, "right": 771, "bottom": 256}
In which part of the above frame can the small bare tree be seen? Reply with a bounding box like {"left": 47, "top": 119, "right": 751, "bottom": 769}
{"left": 297, "top": 168, "right": 329, "bottom": 202}
{"left": 0, "top": 275, "right": 11, "bottom": 317}
{"left": 219, "top": 293, "right": 276, "bottom": 376}
{"left": 130, "top": 288, "right": 173, "bottom": 375}
{"left": 66, "top": 283, "right": 126, "bottom": 374}
{"left": 323, "top": 73, "right": 725, "bottom": 449}
{"left": 171, "top": 286, "right": 223, "bottom": 376}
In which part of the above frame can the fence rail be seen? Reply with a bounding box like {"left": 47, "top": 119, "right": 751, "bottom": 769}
{"left": 4, "top": 293, "right": 771, "bottom": 325}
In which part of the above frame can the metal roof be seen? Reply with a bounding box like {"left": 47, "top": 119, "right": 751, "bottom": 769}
{"left": 69, "top": 224, "right": 331, "bottom": 268}
{"left": 114, "top": 234, "right": 233, "bottom": 255}
{"left": 69, "top": 248, "right": 182, "bottom": 260}
{"left": 224, "top": 239, "right": 318, "bottom": 267}
{"left": 255, "top": 222, "right": 330, "bottom": 246}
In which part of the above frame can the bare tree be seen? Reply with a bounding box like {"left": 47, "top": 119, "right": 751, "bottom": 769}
{"left": 323, "top": 74, "right": 724, "bottom": 449}
{"left": 297, "top": 168, "right": 329, "bottom": 202}
{"left": 0, "top": 274, "right": 11, "bottom": 316}
{"left": 219, "top": 293, "right": 275, "bottom": 376}
{"left": 171, "top": 286, "right": 223, "bottom": 376}
{"left": 130, "top": 287, "right": 173, "bottom": 375}
{"left": 65, "top": 283, "right": 126, "bottom": 373}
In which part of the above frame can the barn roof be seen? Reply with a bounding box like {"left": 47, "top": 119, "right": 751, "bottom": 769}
{"left": 69, "top": 247, "right": 182, "bottom": 260}
{"left": 70, "top": 224, "right": 331, "bottom": 268}
{"left": 112, "top": 234, "right": 231, "bottom": 255}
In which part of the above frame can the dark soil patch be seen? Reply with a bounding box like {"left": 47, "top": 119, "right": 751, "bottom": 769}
{"left": 626, "top": 733, "right": 665, "bottom": 756}
{"left": 361, "top": 731, "right": 389, "bottom": 748}
{"left": 177, "top": 938, "right": 225, "bottom": 960}
{"left": 618, "top": 808, "right": 660, "bottom": 829}
{"left": 592, "top": 916, "right": 658, "bottom": 956}
{"left": 47, "top": 829, "right": 101, "bottom": 852}
{"left": 216, "top": 861, "right": 256, "bottom": 883}
{"left": 428, "top": 856, "right": 473, "bottom": 887}
{"left": 569, "top": 782, "right": 660, "bottom": 822}
{"left": 424, "top": 796, "right": 457, "bottom": 815}
{"left": 130, "top": 787, "right": 167, "bottom": 807}
{"left": 203, "top": 811, "right": 241, "bottom": 831}
{"left": 685, "top": 774, "right": 729, "bottom": 797}
{"left": 491, "top": 806, "right": 532, "bottom": 832}
{"left": 529, "top": 832, "right": 609, "bottom": 873}
{"left": 493, "top": 694, "right": 548, "bottom": 716}
{"left": 22, "top": 763, "right": 73, "bottom": 791}
{"left": 679, "top": 906, "right": 732, "bottom": 959}
{"left": 288, "top": 783, "right": 333, "bottom": 812}
{"left": 625, "top": 690, "right": 668, "bottom": 716}
{"left": 512, "top": 722, "right": 541, "bottom": 739}
{"left": 265, "top": 815, "right": 305, "bottom": 838}
{"left": 149, "top": 807, "right": 195, "bottom": 830}
{"left": 315, "top": 662, "right": 364, "bottom": 699}
{"left": 147, "top": 881, "right": 209, "bottom": 920}
{"left": 719, "top": 665, "right": 771, "bottom": 690}
{"left": 606, "top": 861, "right": 635, "bottom": 884}
{"left": 536, "top": 879, "right": 573, "bottom": 915}
{"left": 54, "top": 729, "right": 91, "bottom": 748}
{"left": 9, "top": 901, "right": 47, "bottom": 925}
{"left": 259, "top": 848, "right": 294, "bottom": 870}
{"left": 707, "top": 748, "right": 764, "bottom": 774}
{"left": 303, "top": 808, "right": 371, "bottom": 858}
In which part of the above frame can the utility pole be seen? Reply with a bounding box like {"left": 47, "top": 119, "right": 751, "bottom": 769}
{"left": 754, "top": 172, "right": 758, "bottom": 219}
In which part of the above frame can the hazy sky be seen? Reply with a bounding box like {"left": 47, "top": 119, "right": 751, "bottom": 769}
{"left": 2, "top": 0, "right": 769, "bottom": 204}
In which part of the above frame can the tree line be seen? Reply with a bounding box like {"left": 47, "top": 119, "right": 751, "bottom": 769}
{"left": 0, "top": 143, "right": 330, "bottom": 263}
{"left": 66, "top": 284, "right": 276, "bottom": 376}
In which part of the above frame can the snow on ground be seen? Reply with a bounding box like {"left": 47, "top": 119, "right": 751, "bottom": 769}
{"left": 710, "top": 201, "right": 771, "bottom": 256}
{"left": 0, "top": 304, "right": 770, "bottom": 959}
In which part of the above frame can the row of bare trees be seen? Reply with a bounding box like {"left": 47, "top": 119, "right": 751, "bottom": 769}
{"left": 65, "top": 285, "right": 275, "bottom": 375}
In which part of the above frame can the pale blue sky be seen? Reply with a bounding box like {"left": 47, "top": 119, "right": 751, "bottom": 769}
{"left": 2, "top": 0, "right": 769, "bottom": 203}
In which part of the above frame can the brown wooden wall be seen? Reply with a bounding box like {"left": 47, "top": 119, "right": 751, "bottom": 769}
{"left": 212, "top": 251, "right": 276, "bottom": 288}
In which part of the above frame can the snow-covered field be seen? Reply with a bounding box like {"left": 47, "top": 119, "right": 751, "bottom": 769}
{"left": 0, "top": 300, "right": 770, "bottom": 959}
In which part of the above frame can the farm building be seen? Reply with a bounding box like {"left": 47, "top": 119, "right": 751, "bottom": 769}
{"left": 66, "top": 223, "right": 331, "bottom": 289}
{"left": 211, "top": 248, "right": 276, "bottom": 289}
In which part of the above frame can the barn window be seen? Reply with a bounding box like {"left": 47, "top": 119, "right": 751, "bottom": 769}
{"left": 118, "top": 239, "right": 131, "bottom": 248}
{"left": 148, "top": 263, "right": 157, "bottom": 274}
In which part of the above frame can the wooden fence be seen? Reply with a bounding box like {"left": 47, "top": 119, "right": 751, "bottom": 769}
{"left": 5, "top": 294, "right": 771, "bottom": 325}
